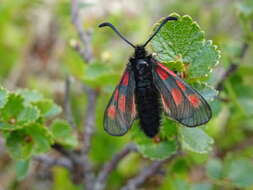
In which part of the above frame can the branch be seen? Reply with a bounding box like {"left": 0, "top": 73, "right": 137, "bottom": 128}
{"left": 70, "top": 1, "right": 97, "bottom": 189}
{"left": 94, "top": 143, "right": 137, "bottom": 190}
{"left": 216, "top": 42, "right": 249, "bottom": 91}
{"left": 34, "top": 155, "right": 73, "bottom": 170}
{"left": 120, "top": 152, "right": 182, "bottom": 190}
{"left": 64, "top": 75, "right": 76, "bottom": 129}
{"left": 52, "top": 143, "right": 80, "bottom": 164}
{"left": 71, "top": 0, "right": 93, "bottom": 63}
{"left": 81, "top": 87, "right": 98, "bottom": 189}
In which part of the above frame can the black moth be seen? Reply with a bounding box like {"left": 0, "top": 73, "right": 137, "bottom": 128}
{"left": 99, "top": 16, "right": 212, "bottom": 138}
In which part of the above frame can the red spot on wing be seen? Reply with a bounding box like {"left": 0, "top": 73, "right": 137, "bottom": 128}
{"left": 157, "top": 62, "right": 177, "bottom": 77}
{"left": 118, "top": 95, "right": 126, "bottom": 112}
{"left": 131, "top": 96, "right": 137, "bottom": 118}
{"left": 107, "top": 105, "right": 116, "bottom": 119}
{"left": 122, "top": 72, "right": 129, "bottom": 86}
{"left": 114, "top": 89, "right": 119, "bottom": 100}
{"left": 176, "top": 80, "right": 186, "bottom": 91}
{"left": 171, "top": 88, "right": 183, "bottom": 106}
{"left": 156, "top": 66, "right": 169, "bottom": 80}
{"left": 188, "top": 94, "right": 201, "bottom": 108}
{"left": 161, "top": 94, "right": 169, "bottom": 113}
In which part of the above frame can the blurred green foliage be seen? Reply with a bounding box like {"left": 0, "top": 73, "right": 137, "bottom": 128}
{"left": 0, "top": 0, "right": 253, "bottom": 189}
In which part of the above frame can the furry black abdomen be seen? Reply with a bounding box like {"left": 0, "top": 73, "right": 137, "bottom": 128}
{"left": 135, "top": 86, "right": 161, "bottom": 137}
{"left": 132, "top": 58, "right": 162, "bottom": 138}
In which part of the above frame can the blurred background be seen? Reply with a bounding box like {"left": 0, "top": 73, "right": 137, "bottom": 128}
{"left": 0, "top": 0, "right": 253, "bottom": 189}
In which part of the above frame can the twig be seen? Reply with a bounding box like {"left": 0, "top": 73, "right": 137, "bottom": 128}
{"left": 81, "top": 87, "right": 98, "bottom": 190}
{"left": 120, "top": 152, "right": 182, "bottom": 190}
{"left": 71, "top": 0, "right": 93, "bottom": 63}
{"left": 52, "top": 143, "right": 80, "bottom": 164}
{"left": 94, "top": 143, "right": 137, "bottom": 190}
{"left": 64, "top": 75, "right": 76, "bottom": 129}
{"left": 34, "top": 155, "right": 73, "bottom": 170}
{"left": 216, "top": 42, "right": 249, "bottom": 91}
{"left": 70, "top": 1, "right": 97, "bottom": 189}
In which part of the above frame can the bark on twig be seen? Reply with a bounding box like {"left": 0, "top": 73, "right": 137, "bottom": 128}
{"left": 34, "top": 155, "right": 73, "bottom": 170}
{"left": 120, "top": 152, "right": 182, "bottom": 190}
{"left": 64, "top": 76, "right": 76, "bottom": 129}
{"left": 71, "top": 0, "right": 93, "bottom": 63}
{"left": 94, "top": 143, "right": 137, "bottom": 190}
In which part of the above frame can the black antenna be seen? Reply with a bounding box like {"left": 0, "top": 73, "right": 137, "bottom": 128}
{"left": 99, "top": 22, "right": 135, "bottom": 48}
{"left": 143, "top": 16, "right": 177, "bottom": 47}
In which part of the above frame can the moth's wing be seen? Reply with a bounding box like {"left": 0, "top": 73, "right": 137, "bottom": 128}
{"left": 152, "top": 61, "right": 212, "bottom": 127}
{"left": 104, "top": 66, "right": 137, "bottom": 136}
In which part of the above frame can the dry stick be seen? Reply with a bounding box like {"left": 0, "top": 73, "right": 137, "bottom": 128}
{"left": 216, "top": 42, "right": 249, "bottom": 91}
{"left": 94, "top": 143, "right": 137, "bottom": 190}
{"left": 120, "top": 152, "right": 182, "bottom": 190}
{"left": 64, "top": 75, "right": 76, "bottom": 129}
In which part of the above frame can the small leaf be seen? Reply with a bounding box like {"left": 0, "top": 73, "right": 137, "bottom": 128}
{"left": 17, "top": 89, "right": 43, "bottom": 104}
{"left": 27, "top": 124, "right": 54, "bottom": 154}
{"left": 188, "top": 41, "right": 220, "bottom": 78}
{"left": 179, "top": 127, "right": 213, "bottom": 153}
{"left": 6, "top": 130, "right": 33, "bottom": 160}
{"left": 0, "top": 87, "right": 8, "bottom": 108}
{"left": 225, "top": 159, "right": 253, "bottom": 188}
{"left": 0, "top": 93, "right": 24, "bottom": 122}
{"left": 131, "top": 125, "right": 177, "bottom": 160}
{"left": 17, "top": 106, "right": 40, "bottom": 125}
{"left": 206, "top": 158, "right": 223, "bottom": 180}
{"left": 16, "top": 159, "right": 30, "bottom": 180}
{"left": 6, "top": 124, "right": 54, "bottom": 160}
{"left": 137, "top": 140, "right": 177, "bottom": 160}
{"left": 33, "top": 99, "right": 62, "bottom": 118}
{"left": 50, "top": 120, "right": 78, "bottom": 148}
{"left": 151, "top": 14, "right": 220, "bottom": 79}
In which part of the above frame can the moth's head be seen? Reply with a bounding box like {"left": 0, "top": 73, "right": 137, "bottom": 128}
{"left": 134, "top": 45, "right": 147, "bottom": 58}
{"left": 98, "top": 16, "right": 177, "bottom": 51}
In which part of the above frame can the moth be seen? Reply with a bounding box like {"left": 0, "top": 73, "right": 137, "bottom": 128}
{"left": 99, "top": 16, "right": 212, "bottom": 138}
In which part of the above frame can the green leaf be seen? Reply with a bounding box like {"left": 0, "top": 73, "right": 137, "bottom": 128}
{"left": 0, "top": 122, "right": 16, "bottom": 130}
{"left": 17, "top": 89, "right": 43, "bottom": 104}
{"left": 151, "top": 14, "right": 220, "bottom": 79}
{"left": 0, "top": 93, "right": 24, "bottom": 122}
{"left": 193, "top": 83, "right": 218, "bottom": 101}
{"left": 225, "top": 159, "right": 253, "bottom": 188}
{"left": 6, "top": 130, "right": 34, "bottom": 160}
{"left": 17, "top": 105, "right": 40, "bottom": 125}
{"left": 82, "top": 61, "right": 119, "bottom": 87}
{"left": 33, "top": 99, "right": 62, "bottom": 118}
{"left": 179, "top": 127, "right": 213, "bottom": 153}
{"left": 0, "top": 87, "right": 8, "bottom": 108}
{"left": 159, "top": 119, "right": 178, "bottom": 139}
{"left": 16, "top": 159, "right": 30, "bottom": 180}
{"left": 131, "top": 125, "right": 177, "bottom": 160}
{"left": 27, "top": 124, "right": 54, "bottom": 154}
{"left": 6, "top": 124, "right": 54, "bottom": 160}
{"left": 206, "top": 158, "right": 223, "bottom": 180}
{"left": 50, "top": 120, "right": 78, "bottom": 148}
